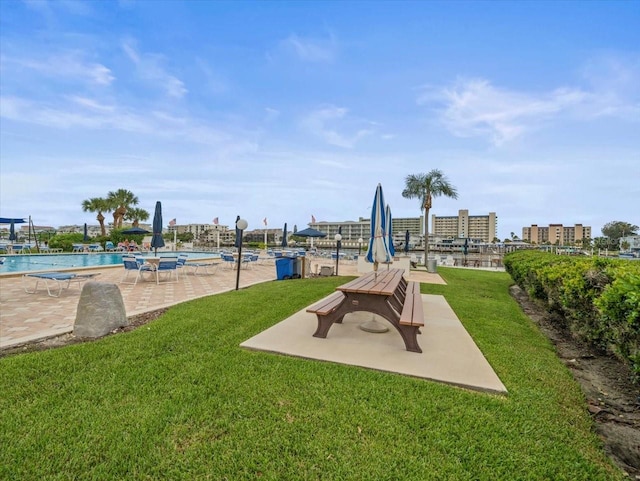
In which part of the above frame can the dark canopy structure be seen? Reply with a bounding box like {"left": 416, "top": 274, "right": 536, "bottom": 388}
{"left": 121, "top": 227, "right": 150, "bottom": 235}
{"left": 0, "top": 218, "right": 26, "bottom": 224}
{"left": 294, "top": 227, "right": 327, "bottom": 238}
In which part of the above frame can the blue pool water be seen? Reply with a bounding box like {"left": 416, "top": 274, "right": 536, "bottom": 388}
{"left": 0, "top": 252, "right": 220, "bottom": 274}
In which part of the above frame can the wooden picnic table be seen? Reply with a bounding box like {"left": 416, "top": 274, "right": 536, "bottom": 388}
{"left": 306, "top": 268, "right": 424, "bottom": 352}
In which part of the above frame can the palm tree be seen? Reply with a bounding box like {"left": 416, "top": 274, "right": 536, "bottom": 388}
{"left": 402, "top": 169, "right": 458, "bottom": 264}
{"left": 107, "top": 189, "right": 139, "bottom": 229}
{"left": 124, "top": 207, "right": 150, "bottom": 227}
{"left": 81, "top": 197, "right": 110, "bottom": 236}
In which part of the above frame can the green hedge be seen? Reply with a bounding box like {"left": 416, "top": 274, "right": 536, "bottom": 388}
{"left": 504, "top": 250, "right": 640, "bottom": 382}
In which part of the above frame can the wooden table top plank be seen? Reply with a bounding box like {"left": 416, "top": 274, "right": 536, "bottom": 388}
{"left": 337, "top": 268, "right": 404, "bottom": 296}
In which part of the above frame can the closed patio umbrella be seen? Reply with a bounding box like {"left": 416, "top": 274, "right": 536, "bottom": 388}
{"left": 151, "top": 201, "right": 165, "bottom": 255}
{"left": 365, "top": 183, "right": 392, "bottom": 270}
{"left": 404, "top": 230, "right": 410, "bottom": 254}
{"left": 362, "top": 183, "right": 392, "bottom": 333}
{"left": 281, "top": 223, "right": 288, "bottom": 248}
{"left": 386, "top": 204, "right": 395, "bottom": 258}
{"left": 83, "top": 223, "right": 89, "bottom": 242}
{"left": 9, "top": 220, "right": 16, "bottom": 241}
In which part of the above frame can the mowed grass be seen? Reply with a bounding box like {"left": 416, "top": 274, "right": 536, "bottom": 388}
{"left": 0, "top": 269, "right": 625, "bottom": 480}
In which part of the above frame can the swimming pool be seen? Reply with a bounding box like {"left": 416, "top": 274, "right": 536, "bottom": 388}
{"left": 0, "top": 252, "right": 221, "bottom": 274}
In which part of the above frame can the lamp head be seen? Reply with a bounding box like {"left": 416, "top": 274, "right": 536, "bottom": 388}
{"left": 236, "top": 219, "right": 248, "bottom": 230}
{"left": 334, "top": 233, "right": 342, "bottom": 241}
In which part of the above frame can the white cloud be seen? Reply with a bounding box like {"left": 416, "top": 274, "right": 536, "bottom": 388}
{"left": 419, "top": 55, "right": 640, "bottom": 146}
{"left": 579, "top": 53, "right": 640, "bottom": 119}
{"left": 418, "top": 78, "right": 588, "bottom": 146}
{"left": 122, "top": 39, "right": 187, "bottom": 99}
{"left": 3, "top": 53, "right": 114, "bottom": 86}
{"left": 0, "top": 94, "right": 248, "bottom": 151}
{"left": 280, "top": 33, "right": 337, "bottom": 63}
{"left": 69, "top": 96, "right": 115, "bottom": 112}
{"left": 301, "top": 105, "right": 374, "bottom": 148}
{"left": 264, "top": 107, "right": 280, "bottom": 122}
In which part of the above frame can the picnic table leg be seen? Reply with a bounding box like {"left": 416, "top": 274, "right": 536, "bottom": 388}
{"left": 344, "top": 295, "right": 423, "bottom": 353}
{"left": 396, "top": 325, "right": 422, "bottom": 353}
{"left": 312, "top": 309, "right": 348, "bottom": 338}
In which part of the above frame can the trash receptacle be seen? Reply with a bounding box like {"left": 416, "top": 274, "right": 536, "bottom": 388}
{"left": 427, "top": 259, "right": 437, "bottom": 273}
{"left": 276, "top": 257, "right": 294, "bottom": 280}
{"left": 292, "top": 257, "right": 303, "bottom": 278}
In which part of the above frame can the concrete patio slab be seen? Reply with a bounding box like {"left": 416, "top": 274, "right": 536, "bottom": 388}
{"left": 241, "top": 293, "right": 507, "bottom": 395}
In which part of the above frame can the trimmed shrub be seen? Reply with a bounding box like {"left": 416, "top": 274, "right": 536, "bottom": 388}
{"left": 504, "top": 250, "right": 640, "bottom": 382}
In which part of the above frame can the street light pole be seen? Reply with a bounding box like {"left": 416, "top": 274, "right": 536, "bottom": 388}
{"left": 334, "top": 233, "right": 342, "bottom": 276}
{"left": 235, "top": 218, "right": 248, "bottom": 290}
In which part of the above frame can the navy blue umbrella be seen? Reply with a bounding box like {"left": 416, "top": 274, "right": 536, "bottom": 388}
{"left": 404, "top": 230, "right": 410, "bottom": 254}
{"left": 234, "top": 215, "right": 242, "bottom": 248}
{"left": 385, "top": 204, "right": 395, "bottom": 257}
{"left": 9, "top": 220, "right": 16, "bottom": 241}
{"left": 151, "top": 201, "right": 165, "bottom": 255}
{"left": 83, "top": 223, "right": 89, "bottom": 242}
{"left": 281, "top": 223, "right": 288, "bottom": 248}
{"left": 463, "top": 238, "right": 469, "bottom": 256}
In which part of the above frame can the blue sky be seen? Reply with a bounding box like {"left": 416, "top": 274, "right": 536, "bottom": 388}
{"left": 1, "top": 0, "right": 638, "bottom": 239}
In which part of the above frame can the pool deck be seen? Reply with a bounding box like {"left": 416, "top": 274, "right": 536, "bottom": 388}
{"left": 1, "top": 258, "right": 375, "bottom": 350}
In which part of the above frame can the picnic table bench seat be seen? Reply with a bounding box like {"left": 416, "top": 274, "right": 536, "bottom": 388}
{"left": 399, "top": 281, "right": 424, "bottom": 328}
{"left": 306, "top": 291, "right": 346, "bottom": 317}
{"left": 396, "top": 281, "right": 424, "bottom": 352}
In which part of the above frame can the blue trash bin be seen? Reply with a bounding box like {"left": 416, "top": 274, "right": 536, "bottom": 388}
{"left": 276, "top": 257, "right": 294, "bottom": 280}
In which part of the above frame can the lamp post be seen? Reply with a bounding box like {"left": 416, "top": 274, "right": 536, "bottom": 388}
{"left": 334, "top": 233, "right": 342, "bottom": 276}
{"left": 235, "top": 218, "right": 248, "bottom": 290}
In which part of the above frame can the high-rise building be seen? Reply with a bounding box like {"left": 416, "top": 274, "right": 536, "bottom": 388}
{"left": 431, "top": 210, "right": 497, "bottom": 243}
{"left": 522, "top": 224, "right": 591, "bottom": 245}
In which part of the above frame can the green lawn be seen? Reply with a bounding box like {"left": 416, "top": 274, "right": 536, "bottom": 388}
{"left": 0, "top": 269, "right": 625, "bottom": 480}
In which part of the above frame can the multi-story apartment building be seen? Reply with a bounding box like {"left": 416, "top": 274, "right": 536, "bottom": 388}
{"left": 431, "top": 210, "right": 497, "bottom": 243}
{"left": 168, "top": 223, "right": 238, "bottom": 245}
{"left": 521, "top": 224, "right": 591, "bottom": 245}
{"left": 308, "top": 217, "right": 424, "bottom": 247}
{"left": 169, "top": 223, "right": 212, "bottom": 239}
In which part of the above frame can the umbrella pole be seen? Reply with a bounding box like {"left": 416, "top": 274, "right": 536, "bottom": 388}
{"left": 360, "top": 261, "right": 389, "bottom": 333}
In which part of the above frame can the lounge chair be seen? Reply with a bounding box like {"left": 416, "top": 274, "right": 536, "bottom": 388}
{"left": 105, "top": 241, "right": 116, "bottom": 252}
{"left": 22, "top": 272, "right": 100, "bottom": 297}
{"left": 178, "top": 255, "right": 219, "bottom": 275}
